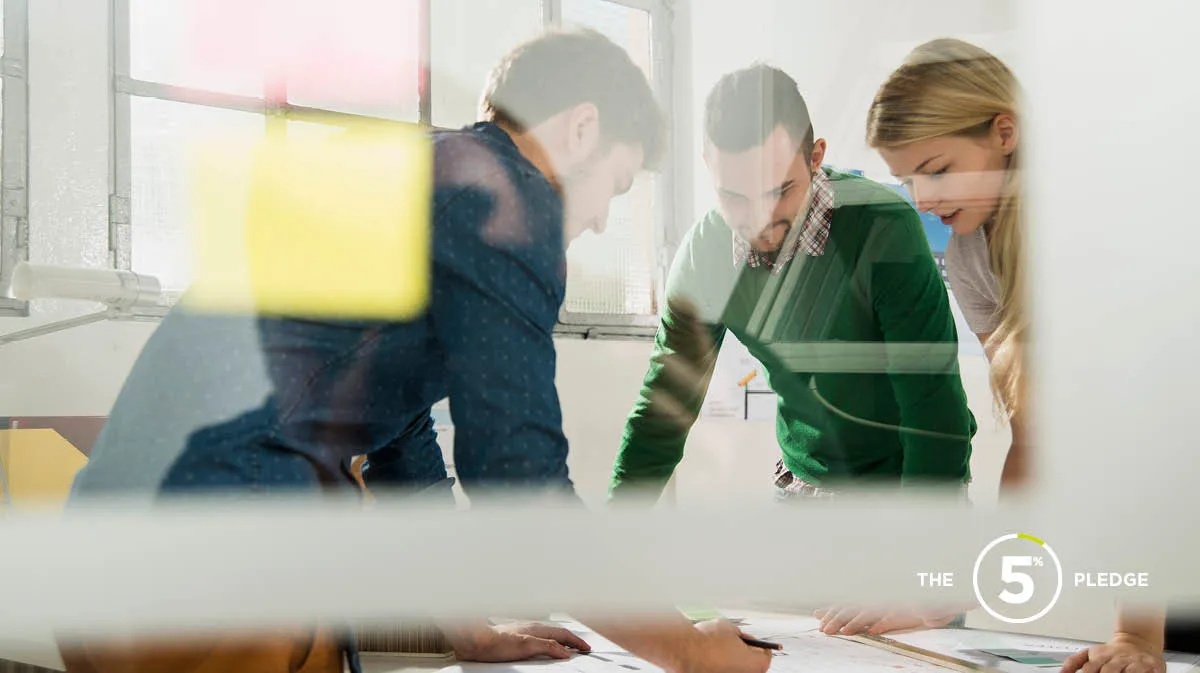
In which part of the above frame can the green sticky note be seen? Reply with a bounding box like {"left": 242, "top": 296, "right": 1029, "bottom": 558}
{"left": 1016, "top": 657, "right": 1061, "bottom": 667}
{"left": 981, "top": 648, "right": 1065, "bottom": 666}
{"left": 678, "top": 607, "right": 724, "bottom": 623}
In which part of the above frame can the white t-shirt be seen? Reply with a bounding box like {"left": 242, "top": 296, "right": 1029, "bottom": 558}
{"left": 945, "top": 227, "right": 1002, "bottom": 335}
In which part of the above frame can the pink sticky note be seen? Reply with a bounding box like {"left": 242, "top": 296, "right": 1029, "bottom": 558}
{"left": 188, "top": 0, "right": 422, "bottom": 113}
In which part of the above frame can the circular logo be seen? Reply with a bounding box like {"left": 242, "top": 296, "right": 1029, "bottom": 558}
{"left": 972, "top": 533, "right": 1063, "bottom": 624}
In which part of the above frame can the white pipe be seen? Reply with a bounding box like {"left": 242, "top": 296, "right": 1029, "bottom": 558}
{"left": 10, "top": 262, "right": 163, "bottom": 309}
{"left": 0, "top": 309, "right": 113, "bottom": 346}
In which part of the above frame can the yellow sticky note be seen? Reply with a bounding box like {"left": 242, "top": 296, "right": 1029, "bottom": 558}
{"left": 187, "top": 121, "right": 431, "bottom": 319}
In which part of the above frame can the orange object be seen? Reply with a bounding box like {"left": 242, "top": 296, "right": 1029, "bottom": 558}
{"left": 737, "top": 370, "right": 758, "bottom": 387}
{"left": 0, "top": 429, "right": 88, "bottom": 509}
{"left": 59, "top": 625, "right": 343, "bottom": 673}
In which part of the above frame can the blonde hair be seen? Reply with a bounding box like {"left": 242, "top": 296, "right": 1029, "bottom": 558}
{"left": 866, "top": 38, "right": 1027, "bottom": 419}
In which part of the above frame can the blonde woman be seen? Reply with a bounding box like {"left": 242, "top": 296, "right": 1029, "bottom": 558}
{"left": 867, "top": 37, "right": 1027, "bottom": 486}
{"left": 859, "top": 37, "right": 1179, "bottom": 673}
{"left": 812, "top": 36, "right": 1024, "bottom": 641}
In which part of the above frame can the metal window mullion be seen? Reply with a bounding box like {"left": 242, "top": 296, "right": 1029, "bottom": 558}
{"left": 118, "top": 77, "right": 275, "bottom": 116}
{"left": 0, "top": 0, "right": 30, "bottom": 314}
{"left": 542, "top": 0, "right": 562, "bottom": 27}
{"left": 663, "top": 0, "right": 689, "bottom": 269}
{"left": 109, "top": 0, "right": 133, "bottom": 270}
{"left": 648, "top": 0, "right": 675, "bottom": 315}
{"left": 587, "top": 0, "right": 669, "bottom": 14}
{"left": 118, "top": 77, "right": 418, "bottom": 129}
{"left": 417, "top": 0, "right": 431, "bottom": 126}
{"left": 556, "top": 0, "right": 677, "bottom": 332}
{"left": 552, "top": 322, "right": 656, "bottom": 340}
{"left": 280, "top": 103, "right": 420, "bottom": 129}
{"left": 264, "top": 70, "right": 287, "bottom": 138}
{"left": 557, "top": 310, "right": 659, "bottom": 329}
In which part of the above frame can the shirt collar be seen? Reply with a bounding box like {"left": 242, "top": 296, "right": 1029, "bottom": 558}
{"left": 472, "top": 121, "right": 516, "bottom": 148}
{"left": 471, "top": 122, "right": 542, "bottom": 179}
{"left": 733, "top": 168, "right": 835, "bottom": 273}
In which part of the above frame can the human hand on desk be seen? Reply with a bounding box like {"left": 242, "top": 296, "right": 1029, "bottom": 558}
{"left": 1059, "top": 634, "right": 1166, "bottom": 673}
{"left": 813, "top": 605, "right": 960, "bottom": 635}
{"left": 441, "top": 621, "right": 591, "bottom": 662}
{"left": 685, "top": 619, "right": 774, "bottom": 673}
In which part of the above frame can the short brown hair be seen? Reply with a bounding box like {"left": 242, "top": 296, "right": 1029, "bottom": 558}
{"left": 705, "top": 64, "right": 814, "bottom": 158}
{"left": 480, "top": 28, "right": 666, "bottom": 169}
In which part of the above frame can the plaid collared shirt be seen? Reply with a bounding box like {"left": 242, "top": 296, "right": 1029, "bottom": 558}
{"left": 733, "top": 169, "right": 835, "bottom": 272}
{"left": 773, "top": 460, "right": 837, "bottom": 500}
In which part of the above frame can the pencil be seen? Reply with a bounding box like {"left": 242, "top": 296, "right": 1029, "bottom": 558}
{"left": 740, "top": 636, "right": 783, "bottom": 651}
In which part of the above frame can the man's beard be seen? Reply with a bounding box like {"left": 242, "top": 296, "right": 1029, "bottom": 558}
{"left": 748, "top": 219, "right": 793, "bottom": 255}
{"left": 559, "top": 149, "right": 608, "bottom": 239}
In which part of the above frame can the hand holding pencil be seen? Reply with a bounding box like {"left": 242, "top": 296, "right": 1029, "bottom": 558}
{"left": 689, "top": 619, "right": 775, "bottom": 673}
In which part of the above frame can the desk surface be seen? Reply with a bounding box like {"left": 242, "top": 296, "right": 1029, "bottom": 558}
{"left": 6, "top": 611, "right": 1200, "bottom": 673}
{"left": 357, "top": 612, "right": 1200, "bottom": 673}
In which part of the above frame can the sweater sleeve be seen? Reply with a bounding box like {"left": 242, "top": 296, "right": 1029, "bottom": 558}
{"left": 863, "top": 204, "right": 977, "bottom": 484}
{"left": 608, "top": 306, "right": 727, "bottom": 502}
{"left": 608, "top": 214, "right": 736, "bottom": 502}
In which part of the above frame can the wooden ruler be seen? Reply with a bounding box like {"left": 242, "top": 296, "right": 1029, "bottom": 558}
{"left": 843, "top": 633, "right": 1003, "bottom": 673}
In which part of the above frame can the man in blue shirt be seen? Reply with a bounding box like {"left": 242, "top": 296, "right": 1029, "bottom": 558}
{"left": 63, "top": 29, "right": 772, "bottom": 673}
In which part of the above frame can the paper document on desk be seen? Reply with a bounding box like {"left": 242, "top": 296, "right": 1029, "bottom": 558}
{"left": 437, "top": 617, "right": 952, "bottom": 673}
{"left": 439, "top": 617, "right": 1200, "bottom": 673}
{"left": 739, "top": 617, "right": 960, "bottom": 672}
{"left": 888, "top": 628, "right": 1200, "bottom": 673}
{"left": 435, "top": 618, "right": 1200, "bottom": 673}
{"left": 977, "top": 648, "right": 1062, "bottom": 667}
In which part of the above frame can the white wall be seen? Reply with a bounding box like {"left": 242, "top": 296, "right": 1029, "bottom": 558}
{"left": 769, "top": 1, "right": 1015, "bottom": 182}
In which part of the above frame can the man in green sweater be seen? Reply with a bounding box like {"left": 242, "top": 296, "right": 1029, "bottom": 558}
{"left": 609, "top": 65, "right": 976, "bottom": 503}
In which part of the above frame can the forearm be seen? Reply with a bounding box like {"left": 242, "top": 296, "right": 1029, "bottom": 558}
{"left": 610, "top": 420, "right": 688, "bottom": 500}
{"left": 434, "top": 617, "right": 498, "bottom": 656}
{"left": 1115, "top": 605, "right": 1166, "bottom": 653}
{"left": 574, "top": 613, "right": 700, "bottom": 673}
{"left": 609, "top": 315, "right": 723, "bottom": 501}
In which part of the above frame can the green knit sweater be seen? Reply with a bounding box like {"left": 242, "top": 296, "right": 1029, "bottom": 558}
{"left": 609, "top": 170, "right": 976, "bottom": 499}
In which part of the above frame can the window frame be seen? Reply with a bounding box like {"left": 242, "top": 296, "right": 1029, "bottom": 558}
{"left": 0, "top": 0, "right": 30, "bottom": 316}
{"left": 108, "top": 0, "right": 681, "bottom": 339}
{"left": 107, "top": 0, "right": 432, "bottom": 295}
{"left": 546, "top": 0, "right": 678, "bottom": 340}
